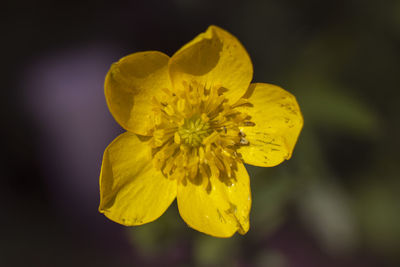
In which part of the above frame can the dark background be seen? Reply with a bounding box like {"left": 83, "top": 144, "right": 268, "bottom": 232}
{"left": 2, "top": 0, "right": 400, "bottom": 266}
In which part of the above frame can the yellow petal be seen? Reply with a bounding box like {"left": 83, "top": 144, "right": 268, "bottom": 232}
{"left": 99, "top": 132, "right": 177, "bottom": 225}
{"left": 105, "top": 51, "right": 171, "bottom": 135}
{"left": 177, "top": 163, "right": 251, "bottom": 237}
{"left": 237, "top": 83, "right": 303, "bottom": 167}
{"left": 169, "top": 25, "right": 253, "bottom": 104}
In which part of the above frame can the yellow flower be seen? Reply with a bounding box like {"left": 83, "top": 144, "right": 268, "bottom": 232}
{"left": 99, "top": 26, "right": 303, "bottom": 237}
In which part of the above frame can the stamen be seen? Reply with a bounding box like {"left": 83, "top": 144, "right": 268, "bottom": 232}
{"left": 149, "top": 81, "right": 255, "bottom": 187}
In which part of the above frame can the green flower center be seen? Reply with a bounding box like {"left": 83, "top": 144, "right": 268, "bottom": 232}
{"left": 178, "top": 116, "right": 212, "bottom": 147}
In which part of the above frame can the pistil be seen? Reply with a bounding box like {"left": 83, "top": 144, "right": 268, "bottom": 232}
{"left": 178, "top": 116, "right": 212, "bottom": 147}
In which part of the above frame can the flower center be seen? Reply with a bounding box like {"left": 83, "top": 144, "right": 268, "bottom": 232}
{"left": 178, "top": 116, "right": 212, "bottom": 147}
{"left": 150, "top": 81, "right": 254, "bottom": 191}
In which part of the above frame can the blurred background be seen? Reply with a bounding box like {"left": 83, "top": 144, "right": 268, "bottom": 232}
{"left": 2, "top": 0, "right": 400, "bottom": 266}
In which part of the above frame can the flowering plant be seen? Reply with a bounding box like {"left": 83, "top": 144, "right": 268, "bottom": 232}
{"left": 99, "top": 26, "right": 303, "bottom": 237}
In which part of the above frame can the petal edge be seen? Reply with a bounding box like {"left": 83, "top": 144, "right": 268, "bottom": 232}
{"left": 237, "top": 83, "right": 303, "bottom": 167}
{"left": 105, "top": 51, "right": 172, "bottom": 135}
{"left": 177, "top": 163, "right": 251, "bottom": 237}
{"left": 99, "top": 132, "right": 177, "bottom": 225}
{"left": 169, "top": 25, "right": 253, "bottom": 104}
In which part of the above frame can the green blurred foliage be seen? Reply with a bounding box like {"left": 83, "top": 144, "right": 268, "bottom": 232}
{"left": 354, "top": 173, "right": 400, "bottom": 258}
{"left": 193, "top": 234, "right": 239, "bottom": 266}
{"left": 129, "top": 202, "right": 186, "bottom": 256}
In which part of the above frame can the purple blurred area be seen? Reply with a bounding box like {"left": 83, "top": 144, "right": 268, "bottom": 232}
{"left": 23, "top": 44, "right": 122, "bottom": 228}
{"left": 23, "top": 44, "right": 121, "bottom": 226}
{"left": 11, "top": 44, "right": 137, "bottom": 265}
{"left": 2, "top": 0, "right": 400, "bottom": 266}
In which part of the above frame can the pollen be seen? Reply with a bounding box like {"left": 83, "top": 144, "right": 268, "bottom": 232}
{"left": 150, "top": 81, "right": 254, "bottom": 189}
